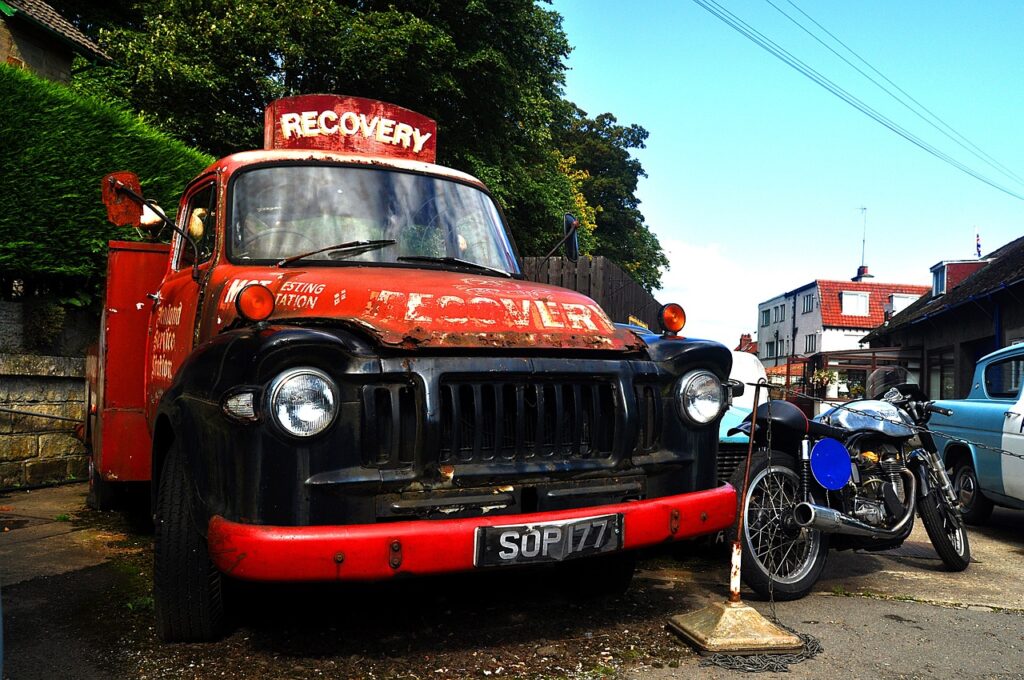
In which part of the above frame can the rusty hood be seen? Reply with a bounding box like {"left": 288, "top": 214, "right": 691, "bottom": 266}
{"left": 209, "top": 266, "right": 643, "bottom": 351}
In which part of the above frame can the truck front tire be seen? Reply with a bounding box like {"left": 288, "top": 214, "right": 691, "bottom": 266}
{"left": 154, "top": 440, "right": 225, "bottom": 642}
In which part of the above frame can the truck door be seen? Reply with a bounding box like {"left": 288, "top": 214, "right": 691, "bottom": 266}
{"left": 145, "top": 179, "right": 218, "bottom": 416}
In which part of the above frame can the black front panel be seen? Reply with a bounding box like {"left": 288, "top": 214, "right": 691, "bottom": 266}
{"left": 187, "top": 339, "right": 725, "bottom": 527}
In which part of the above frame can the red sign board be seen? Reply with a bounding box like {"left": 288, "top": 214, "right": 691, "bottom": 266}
{"left": 263, "top": 94, "right": 437, "bottom": 163}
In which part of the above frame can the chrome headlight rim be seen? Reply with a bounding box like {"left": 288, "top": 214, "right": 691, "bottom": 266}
{"left": 266, "top": 366, "right": 339, "bottom": 438}
{"left": 675, "top": 369, "right": 725, "bottom": 426}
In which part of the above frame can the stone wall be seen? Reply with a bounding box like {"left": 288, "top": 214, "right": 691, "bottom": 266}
{"left": 0, "top": 354, "right": 87, "bottom": 489}
{"left": 0, "top": 301, "right": 98, "bottom": 356}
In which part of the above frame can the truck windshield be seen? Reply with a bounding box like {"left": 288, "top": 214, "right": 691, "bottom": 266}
{"left": 229, "top": 165, "right": 520, "bottom": 274}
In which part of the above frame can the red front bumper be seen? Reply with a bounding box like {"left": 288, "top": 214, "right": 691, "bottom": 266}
{"left": 207, "top": 484, "right": 736, "bottom": 581}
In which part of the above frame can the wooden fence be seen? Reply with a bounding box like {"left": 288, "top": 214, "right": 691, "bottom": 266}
{"left": 521, "top": 256, "right": 662, "bottom": 330}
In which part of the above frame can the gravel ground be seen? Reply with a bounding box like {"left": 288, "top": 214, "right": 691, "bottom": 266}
{"left": 4, "top": 500, "right": 721, "bottom": 680}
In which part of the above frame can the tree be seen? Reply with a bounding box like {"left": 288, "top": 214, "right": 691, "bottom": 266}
{"left": 69, "top": 1, "right": 581, "bottom": 256}
{"left": 62, "top": 1, "right": 667, "bottom": 278}
{"left": 554, "top": 103, "right": 668, "bottom": 291}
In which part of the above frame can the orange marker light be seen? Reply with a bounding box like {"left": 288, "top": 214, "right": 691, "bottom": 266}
{"left": 659, "top": 303, "right": 686, "bottom": 335}
{"left": 236, "top": 284, "right": 275, "bottom": 322}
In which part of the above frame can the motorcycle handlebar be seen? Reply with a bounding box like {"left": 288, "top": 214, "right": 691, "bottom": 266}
{"left": 925, "top": 403, "right": 954, "bottom": 417}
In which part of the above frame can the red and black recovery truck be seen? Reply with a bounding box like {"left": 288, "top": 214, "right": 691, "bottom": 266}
{"left": 86, "top": 95, "right": 738, "bottom": 641}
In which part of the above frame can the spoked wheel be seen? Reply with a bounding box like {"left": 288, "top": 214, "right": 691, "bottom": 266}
{"left": 918, "top": 487, "right": 971, "bottom": 571}
{"left": 730, "top": 452, "right": 829, "bottom": 601}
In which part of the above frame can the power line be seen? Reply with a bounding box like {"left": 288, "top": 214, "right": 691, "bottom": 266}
{"left": 689, "top": 0, "right": 1024, "bottom": 201}
{"left": 770, "top": 0, "right": 1024, "bottom": 187}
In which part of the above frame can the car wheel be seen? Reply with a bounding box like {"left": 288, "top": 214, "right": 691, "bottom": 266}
{"left": 953, "top": 460, "right": 993, "bottom": 525}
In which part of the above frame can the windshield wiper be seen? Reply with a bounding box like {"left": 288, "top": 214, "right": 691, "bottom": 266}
{"left": 395, "top": 256, "right": 512, "bottom": 278}
{"left": 277, "top": 239, "right": 396, "bottom": 267}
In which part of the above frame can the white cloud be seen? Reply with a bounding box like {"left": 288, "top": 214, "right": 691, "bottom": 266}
{"left": 655, "top": 237, "right": 758, "bottom": 347}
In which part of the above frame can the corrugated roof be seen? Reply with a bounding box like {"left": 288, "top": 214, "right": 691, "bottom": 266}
{"left": 4, "top": 0, "right": 110, "bottom": 63}
{"left": 816, "top": 280, "right": 930, "bottom": 330}
{"left": 864, "top": 235, "right": 1024, "bottom": 343}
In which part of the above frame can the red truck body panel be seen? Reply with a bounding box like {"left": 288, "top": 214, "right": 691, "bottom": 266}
{"left": 90, "top": 240, "right": 169, "bottom": 482}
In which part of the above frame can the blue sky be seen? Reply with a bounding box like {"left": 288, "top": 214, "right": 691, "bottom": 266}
{"left": 552, "top": 0, "right": 1024, "bottom": 344}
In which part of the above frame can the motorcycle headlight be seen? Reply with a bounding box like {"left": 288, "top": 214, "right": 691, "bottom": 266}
{"left": 675, "top": 370, "right": 725, "bottom": 425}
{"left": 267, "top": 367, "right": 338, "bottom": 437}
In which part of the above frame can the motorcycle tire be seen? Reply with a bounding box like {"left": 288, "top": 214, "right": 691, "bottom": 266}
{"left": 918, "top": 489, "right": 971, "bottom": 571}
{"left": 729, "top": 451, "right": 829, "bottom": 601}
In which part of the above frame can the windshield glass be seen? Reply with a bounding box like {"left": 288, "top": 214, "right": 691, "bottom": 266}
{"left": 229, "top": 165, "right": 519, "bottom": 273}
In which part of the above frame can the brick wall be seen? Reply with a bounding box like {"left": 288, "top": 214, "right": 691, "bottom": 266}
{"left": 0, "top": 354, "right": 87, "bottom": 489}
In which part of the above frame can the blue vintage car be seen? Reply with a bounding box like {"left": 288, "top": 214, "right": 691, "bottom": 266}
{"left": 930, "top": 343, "right": 1024, "bottom": 524}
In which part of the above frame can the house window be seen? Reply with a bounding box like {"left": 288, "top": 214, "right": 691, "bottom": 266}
{"left": 932, "top": 268, "right": 946, "bottom": 296}
{"left": 841, "top": 291, "right": 869, "bottom": 316}
{"left": 779, "top": 305, "right": 786, "bottom": 322}
{"left": 984, "top": 357, "right": 1024, "bottom": 399}
{"left": 761, "top": 309, "right": 770, "bottom": 326}
{"left": 763, "top": 341, "right": 775, "bottom": 359}
{"left": 804, "top": 334, "right": 816, "bottom": 353}
{"left": 927, "top": 349, "right": 955, "bottom": 399}
{"left": 802, "top": 294, "right": 814, "bottom": 313}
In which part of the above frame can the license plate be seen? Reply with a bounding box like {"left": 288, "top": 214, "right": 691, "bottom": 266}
{"left": 474, "top": 514, "right": 624, "bottom": 567}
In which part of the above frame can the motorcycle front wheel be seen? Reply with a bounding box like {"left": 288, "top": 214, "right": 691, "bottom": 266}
{"left": 729, "top": 451, "right": 829, "bottom": 601}
{"left": 918, "top": 488, "right": 971, "bottom": 571}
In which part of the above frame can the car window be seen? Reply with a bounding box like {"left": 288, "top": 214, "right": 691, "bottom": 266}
{"left": 984, "top": 356, "right": 1024, "bottom": 399}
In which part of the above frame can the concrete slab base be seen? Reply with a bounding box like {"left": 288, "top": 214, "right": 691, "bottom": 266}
{"left": 667, "top": 600, "right": 804, "bottom": 655}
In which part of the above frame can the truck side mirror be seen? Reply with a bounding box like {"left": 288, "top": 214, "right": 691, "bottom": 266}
{"left": 101, "top": 172, "right": 145, "bottom": 228}
{"left": 563, "top": 213, "right": 579, "bottom": 263}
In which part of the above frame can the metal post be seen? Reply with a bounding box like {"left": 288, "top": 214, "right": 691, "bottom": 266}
{"left": 730, "top": 380, "right": 763, "bottom": 603}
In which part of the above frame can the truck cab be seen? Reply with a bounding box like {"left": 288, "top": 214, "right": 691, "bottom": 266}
{"left": 88, "top": 95, "right": 737, "bottom": 641}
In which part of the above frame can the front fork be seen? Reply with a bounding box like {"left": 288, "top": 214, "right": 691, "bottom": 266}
{"left": 913, "top": 448, "right": 961, "bottom": 509}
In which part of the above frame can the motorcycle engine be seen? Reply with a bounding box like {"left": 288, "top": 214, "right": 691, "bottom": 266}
{"left": 849, "top": 442, "right": 906, "bottom": 527}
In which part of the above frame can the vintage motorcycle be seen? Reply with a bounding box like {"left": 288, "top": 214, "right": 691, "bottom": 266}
{"left": 728, "top": 368, "right": 970, "bottom": 600}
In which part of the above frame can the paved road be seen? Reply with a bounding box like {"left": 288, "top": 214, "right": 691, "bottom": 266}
{"left": 3, "top": 483, "right": 1024, "bottom": 679}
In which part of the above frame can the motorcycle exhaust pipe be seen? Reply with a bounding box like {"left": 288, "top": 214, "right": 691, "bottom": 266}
{"left": 792, "top": 469, "right": 916, "bottom": 539}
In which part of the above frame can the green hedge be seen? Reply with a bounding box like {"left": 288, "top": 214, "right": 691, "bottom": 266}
{"left": 0, "top": 65, "right": 213, "bottom": 304}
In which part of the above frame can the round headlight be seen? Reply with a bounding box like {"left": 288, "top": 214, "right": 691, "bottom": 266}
{"left": 268, "top": 368, "right": 338, "bottom": 437}
{"left": 676, "top": 370, "right": 724, "bottom": 425}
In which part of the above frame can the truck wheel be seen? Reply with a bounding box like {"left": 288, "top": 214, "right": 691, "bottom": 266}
{"left": 153, "top": 441, "right": 225, "bottom": 642}
{"left": 730, "top": 451, "right": 829, "bottom": 601}
{"left": 953, "top": 460, "right": 993, "bottom": 525}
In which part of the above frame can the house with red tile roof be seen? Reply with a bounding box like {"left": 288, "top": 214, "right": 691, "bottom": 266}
{"left": 757, "top": 275, "right": 929, "bottom": 368}
{"left": 865, "top": 237, "right": 1024, "bottom": 399}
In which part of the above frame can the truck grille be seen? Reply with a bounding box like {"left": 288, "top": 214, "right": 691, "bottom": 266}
{"left": 438, "top": 378, "right": 618, "bottom": 464}
{"left": 634, "top": 382, "right": 662, "bottom": 454}
{"left": 717, "top": 443, "right": 749, "bottom": 485}
{"left": 360, "top": 383, "right": 418, "bottom": 468}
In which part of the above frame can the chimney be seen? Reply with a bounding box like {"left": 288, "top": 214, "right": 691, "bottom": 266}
{"left": 851, "top": 265, "right": 874, "bottom": 282}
